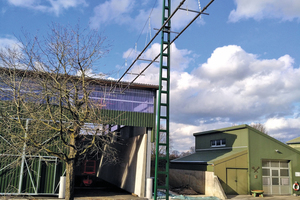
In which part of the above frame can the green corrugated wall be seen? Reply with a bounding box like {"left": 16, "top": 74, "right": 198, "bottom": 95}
{"left": 100, "top": 109, "right": 155, "bottom": 128}
{"left": 0, "top": 157, "right": 21, "bottom": 193}
{"left": 0, "top": 156, "right": 66, "bottom": 194}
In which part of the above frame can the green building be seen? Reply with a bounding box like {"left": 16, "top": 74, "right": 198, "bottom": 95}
{"left": 287, "top": 137, "right": 300, "bottom": 151}
{"left": 170, "top": 124, "right": 300, "bottom": 198}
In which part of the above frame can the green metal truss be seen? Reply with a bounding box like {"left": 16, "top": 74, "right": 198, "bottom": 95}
{"left": 154, "top": 0, "right": 171, "bottom": 199}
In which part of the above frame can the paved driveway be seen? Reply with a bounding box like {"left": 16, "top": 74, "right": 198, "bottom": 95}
{"left": 227, "top": 195, "right": 300, "bottom": 199}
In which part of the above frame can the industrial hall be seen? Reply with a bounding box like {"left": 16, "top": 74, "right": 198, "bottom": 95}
{"left": 0, "top": 67, "right": 158, "bottom": 197}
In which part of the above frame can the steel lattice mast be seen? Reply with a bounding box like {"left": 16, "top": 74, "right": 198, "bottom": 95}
{"left": 154, "top": 0, "right": 171, "bottom": 199}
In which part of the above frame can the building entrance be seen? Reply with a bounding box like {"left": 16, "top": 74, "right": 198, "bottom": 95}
{"left": 226, "top": 168, "right": 248, "bottom": 194}
{"left": 262, "top": 160, "right": 290, "bottom": 195}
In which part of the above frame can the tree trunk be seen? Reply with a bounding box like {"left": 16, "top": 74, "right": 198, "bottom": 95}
{"left": 65, "top": 132, "right": 77, "bottom": 200}
{"left": 65, "top": 142, "right": 77, "bottom": 200}
{"left": 65, "top": 159, "right": 76, "bottom": 200}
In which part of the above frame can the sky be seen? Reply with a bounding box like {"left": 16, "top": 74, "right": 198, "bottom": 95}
{"left": 0, "top": 0, "right": 300, "bottom": 152}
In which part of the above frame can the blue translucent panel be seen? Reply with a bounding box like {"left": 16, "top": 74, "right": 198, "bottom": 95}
{"left": 0, "top": 78, "right": 155, "bottom": 114}
{"left": 89, "top": 87, "right": 155, "bottom": 113}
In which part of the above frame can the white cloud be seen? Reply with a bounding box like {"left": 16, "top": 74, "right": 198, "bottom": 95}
{"left": 90, "top": 0, "right": 135, "bottom": 29}
{"left": 122, "top": 44, "right": 300, "bottom": 151}
{"left": 170, "top": 121, "right": 233, "bottom": 152}
{"left": 76, "top": 68, "right": 107, "bottom": 79}
{"left": 122, "top": 48, "right": 137, "bottom": 60}
{"left": 229, "top": 0, "right": 300, "bottom": 22}
{"left": 0, "top": 36, "right": 28, "bottom": 69}
{"left": 265, "top": 117, "right": 300, "bottom": 141}
{"left": 8, "top": 0, "right": 36, "bottom": 6}
{"left": 140, "top": 0, "right": 204, "bottom": 31}
{"left": 194, "top": 45, "right": 256, "bottom": 84}
{"left": 176, "top": 45, "right": 300, "bottom": 124}
{"left": 7, "top": 0, "right": 88, "bottom": 16}
{"left": 90, "top": 0, "right": 205, "bottom": 31}
{"left": 122, "top": 43, "right": 192, "bottom": 84}
{"left": 0, "top": 36, "right": 21, "bottom": 51}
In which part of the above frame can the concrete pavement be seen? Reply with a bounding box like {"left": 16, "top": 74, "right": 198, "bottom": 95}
{"left": 0, "top": 186, "right": 147, "bottom": 200}
{"left": 227, "top": 195, "right": 300, "bottom": 199}
{"left": 177, "top": 194, "right": 300, "bottom": 200}
{"left": 0, "top": 194, "right": 146, "bottom": 200}
{"left": 1, "top": 194, "right": 300, "bottom": 200}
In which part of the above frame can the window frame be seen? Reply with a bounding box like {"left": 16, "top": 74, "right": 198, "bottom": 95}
{"left": 210, "top": 139, "right": 226, "bottom": 147}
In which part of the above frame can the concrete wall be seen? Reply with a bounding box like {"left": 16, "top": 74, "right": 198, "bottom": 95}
{"left": 169, "top": 169, "right": 226, "bottom": 200}
{"left": 97, "top": 127, "right": 148, "bottom": 197}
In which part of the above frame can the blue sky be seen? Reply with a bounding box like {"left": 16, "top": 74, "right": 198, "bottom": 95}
{"left": 1, "top": 0, "right": 300, "bottom": 152}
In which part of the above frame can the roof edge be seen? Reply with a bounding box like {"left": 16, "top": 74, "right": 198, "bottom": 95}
{"left": 193, "top": 124, "right": 248, "bottom": 136}
{"left": 0, "top": 67, "right": 159, "bottom": 90}
{"left": 286, "top": 137, "right": 300, "bottom": 144}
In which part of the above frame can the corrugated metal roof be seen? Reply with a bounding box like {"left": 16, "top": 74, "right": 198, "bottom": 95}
{"left": 286, "top": 137, "right": 300, "bottom": 144}
{"left": 0, "top": 67, "right": 159, "bottom": 90}
{"left": 89, "top": 78, "right": 159, "bottom": 90}
{"left": 114, "top": 79, "right": 158, "bottom": 89}
{"left": 171, "top": 148, "right": 248, "bottom": 164}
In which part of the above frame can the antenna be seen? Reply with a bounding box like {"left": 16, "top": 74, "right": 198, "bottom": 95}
{"left": 186, "top": 0, "right": 189, "bottom": 15}
{"left": 198, "top": 0, "right": 202, "bottom": 19}
{"left": 112, "top": 0, "right": 214, "bottom": 94}
{"left": 119, "top": 0, "right": 213, "bottom": 93}
{"left": 145, "top": 16, "right": 152, "bottom": 47}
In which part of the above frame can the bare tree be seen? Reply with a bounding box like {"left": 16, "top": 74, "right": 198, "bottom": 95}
{"left": 250, "top": 123, "right": 268, "bottom": 135}
{"left": 169, "top": 150, "right": 181, "bottom": 160}
{"left": 178, "top": 146, "right": 195, "bottom": 158}
{"left": 151, "top": 126, "right": 174, "bottom": 159}
{"left": 0, "top": 23, "right": 116, "bottom": 200}
{"left": 189, "top": 146, "right": 195, "bottom": 153}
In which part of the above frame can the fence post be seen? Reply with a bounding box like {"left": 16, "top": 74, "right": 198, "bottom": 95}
{"left": 58, "top": 176, "right": 66, "bottom": 198}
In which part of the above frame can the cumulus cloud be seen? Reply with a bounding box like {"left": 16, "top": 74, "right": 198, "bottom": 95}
{"left": 265, "top": 117, "right": 300, "bottom": 141}
{"left": 75, "top": 68, "right": 109, "bottom": 80}
{"left": 122, "top": 44, "right": 300, "bottom": 151}
{"left": 90, "top": 0, "right": 135, "bottom": 29}
{"left": 0, "top": 36, "right": 29, "bottom": 69}
{"left": 90, "top": 0, "right": 205, "bottom": 31}
{"left": 0, "top": 36, "right": 21, "bottom": 51}
{"left": 194, "top": 45, "right": 256, "bottom": 84}
{"left": 170, "top": 121, "right": 233, "bottom": 151}
{"left": 121, "top": 42, "right": 193, "bottom": 85}
{"left": 229, "top": 0, "right": 300, "bottom": 22}
{"left": 140, "top": 0, "right": 204, "bottom": 31}
{"left": 7, "top": 0, "right": 88, "bottom": 16}
{"left": 174, "top": 46, "right": 300, "bottom": 124}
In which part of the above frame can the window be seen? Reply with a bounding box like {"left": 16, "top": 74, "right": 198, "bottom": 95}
{"left": 262, "top": 169, "right": 270, "bottom": 176}
{"left": 211, "top": 139, "right": 226, "bottom": 147}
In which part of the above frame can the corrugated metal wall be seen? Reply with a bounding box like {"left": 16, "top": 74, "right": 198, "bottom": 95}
{"left": 0, "top": 156, "right": 21, "bottom": 193}
{"left": 101, "top": 109, "right": 155, "bottom": 128}
{"left": 0, "top": 156, "right": 65, "bottom": 195}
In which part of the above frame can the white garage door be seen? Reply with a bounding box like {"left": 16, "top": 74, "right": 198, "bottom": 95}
{"left": 262, "top": 160, "right": 290, "bottom": 195}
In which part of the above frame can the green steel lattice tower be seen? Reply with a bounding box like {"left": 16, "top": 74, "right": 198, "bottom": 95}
{"left": 154, "top": 0, "right": 171, "bottom": 199}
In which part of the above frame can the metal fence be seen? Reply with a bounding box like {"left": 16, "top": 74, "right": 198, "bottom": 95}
{"left": 0, "top": 118, "right": 66, "bottom": 195}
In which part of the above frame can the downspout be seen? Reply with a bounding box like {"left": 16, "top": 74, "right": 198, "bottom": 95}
{"left": 247, "top": 127, "right": 251, "bottom": 194}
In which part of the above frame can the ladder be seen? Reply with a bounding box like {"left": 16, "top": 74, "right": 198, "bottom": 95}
{"left": 154, "top": 0, "right": 171, "bottom": 199}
